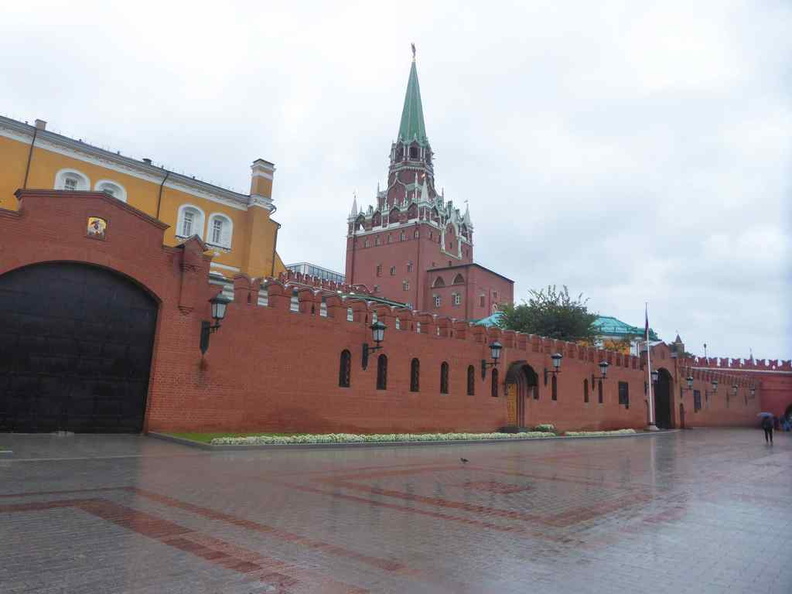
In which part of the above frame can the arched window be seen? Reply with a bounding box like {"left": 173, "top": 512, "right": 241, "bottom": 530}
{"left": 432, "top": 277, "right": 445, "bottom": 288}
{"left": 410, "top": 358, "right": 420, "bottom": 392}
{"left": 207, "top": 213, "right": 233, "bottom": 248}
{"left": 94, "top": 180, "right": 127, "bottom": 202}
{"left": 409, "top": 146, "right": 419, "bottom": 159}
{"left": 54, "top": 168, "right": 90, "bottom": 191}
{"left": 440, "top": 362, "right": 449, "bottom": 394}
{"left": 402, "top": 280, "right": 410, "bottom": 291}
{"left": 400, "top": 231, "right": 406, "bottom": 241}
{"left": 597, "top": 379, "right": 603, "bottom": 404}
{"left": 176, "top": 204, "right": 205, "bottom": 239}
{"left": 491, "top": 368, "right": 499, "bottom": 397}
{"left": 583, "top": 379, "right": 589, "bottom": 403}
{"left": 551, "top": 375, "right": 558, "bottom": 401}
{"left": 467, "top": 365, "right": 475, "bottom": 396}
{"left": 395, "top": 318, "right": 401, "bottom": 330}
{"left": 338, "top": 350, "right": 351, "bottom": 387}
{"left": 346, "top": 307, "right": 354, "bottom": 322}
{"left": 452, "top": 274, "right": 465, "bottom": 285}
{"left": 376, "top": 354, "right": 388, "bottom": 390}
{"left": 433, "top": 295, "right": 441, "bottom": 308}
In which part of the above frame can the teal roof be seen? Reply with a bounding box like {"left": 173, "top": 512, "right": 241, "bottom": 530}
{"left": 397, "top": 60, "right": 429, "bottom": 146}
{"left": 473, "top": 312, "right": 503, "bottom": 327}
{"left": 474, "top": 312, "right": 660, "bottom": 341}
{"left": 592, "top": 316, "right": 659, "bottom": 340}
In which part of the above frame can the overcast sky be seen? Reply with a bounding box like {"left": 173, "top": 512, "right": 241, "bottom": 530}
{"left": 2, "top": 1, "right": 790, "bottom": 360}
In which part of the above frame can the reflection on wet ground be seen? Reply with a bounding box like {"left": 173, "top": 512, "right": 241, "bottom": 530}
{"left": 1, "top": 429, "right": 790, "bottom": 593}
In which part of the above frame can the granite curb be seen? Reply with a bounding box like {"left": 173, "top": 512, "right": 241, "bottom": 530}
{"left": 147, "top": 429, "right": 679, "bottom": 451}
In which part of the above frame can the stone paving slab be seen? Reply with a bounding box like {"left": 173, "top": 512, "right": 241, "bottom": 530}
{"left": 0, "top": 429, "right": 790, "bottom": 592}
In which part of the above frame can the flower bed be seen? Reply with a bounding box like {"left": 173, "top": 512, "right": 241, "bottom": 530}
{"left": 563, "top": 429, "right": 637, "bottom": 437}
{"left": 210, "top": 431, "right": 552, "bottom": 446}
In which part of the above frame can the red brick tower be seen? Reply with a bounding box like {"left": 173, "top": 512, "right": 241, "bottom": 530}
{"left": 345, "top": 49, "right": 512, "bottom": 319}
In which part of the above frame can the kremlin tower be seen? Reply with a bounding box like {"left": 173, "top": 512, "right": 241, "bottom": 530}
{"left": 345, "top": 48, "right": 513, "bottom": 320}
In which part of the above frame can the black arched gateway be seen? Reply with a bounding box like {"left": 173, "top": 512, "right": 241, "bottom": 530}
{"left": 0, "top": 263, "right": 158, "bottom": 433}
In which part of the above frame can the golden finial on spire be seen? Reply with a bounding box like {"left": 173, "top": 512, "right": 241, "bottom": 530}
{"left": 411, "top": 43, "right": 416, "bottom": 62}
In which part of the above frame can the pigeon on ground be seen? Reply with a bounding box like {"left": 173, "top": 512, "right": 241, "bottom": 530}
{"left": 460, "top": 458, "right": 469, "bottom": 463}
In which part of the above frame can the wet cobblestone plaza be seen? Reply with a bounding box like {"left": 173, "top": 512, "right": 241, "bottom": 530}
{"left": 1, "top": 429, "right": 790, "bottom": 593}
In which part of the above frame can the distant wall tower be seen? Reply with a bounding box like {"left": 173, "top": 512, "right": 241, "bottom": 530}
{"left": 345, "top": 49, "right": 475, "bottom": 308}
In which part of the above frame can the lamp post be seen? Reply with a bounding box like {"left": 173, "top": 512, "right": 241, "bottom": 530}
{"left": 543, "top": 352, "right": 563, "bottom": 384}
{"left": 480, "top": 341, "right": 503, "bottom": 379}
{"left": 362, "top": 321, "right": 386, "bottom": 370}
{"left": 592, "top": 360, "right": 609, "bottom": 384}
{"left": 200, "top": 294, "right": 232, "bottom": 355}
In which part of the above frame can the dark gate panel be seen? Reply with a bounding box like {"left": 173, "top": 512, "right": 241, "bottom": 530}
{"left": 654, "top": 370, "right": 673, "bottom": 429}
{"left": 0, "top": 263, "right": 157, "bottom": 433}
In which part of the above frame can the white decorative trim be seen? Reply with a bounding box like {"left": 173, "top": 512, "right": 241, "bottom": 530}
{"left": 176, "top": 203, "right": 205, "bottom": 239}
{"left": 54, "top": 168, "right": 90, "bottom": 190}
{"left": 94, "top": 179, "right": 127, "bottom": 203}
{"left": 0, "top": 116, "right": 249, "bottom": 211}
{"left": 210, "top": 262, "right": 241, "bottom": 272}
{"left": 251, "top": 171, "right": 274, "bottom": 180}
{"left": 207, "top": 212, "right": 233, "bottom": 249}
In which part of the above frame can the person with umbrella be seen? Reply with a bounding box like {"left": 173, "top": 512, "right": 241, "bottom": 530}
{"left": 758, "top": 412, "right": 774, "bottom": 445}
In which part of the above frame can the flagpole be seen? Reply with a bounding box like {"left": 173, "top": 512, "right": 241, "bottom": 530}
{"left": 645, "top": 303, "right": 658, "bottom": 431}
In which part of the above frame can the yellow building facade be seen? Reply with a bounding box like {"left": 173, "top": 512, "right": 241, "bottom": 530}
{"left": 0, "top": 116, "right": 285, "bottom": 279}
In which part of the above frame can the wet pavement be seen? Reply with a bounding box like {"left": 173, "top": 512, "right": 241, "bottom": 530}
{"left": 1, "top": 429, "right": 790, "bottom": 593}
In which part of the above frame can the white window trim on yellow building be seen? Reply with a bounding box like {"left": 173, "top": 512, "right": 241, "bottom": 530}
{"left": 176, "top": 204, "right": 206, "bottom": 240}
{"left": 1, "top": 117, "right": 263, "bottom": 213}
{"left": 54, "top": 168, "right": 90, "bottom": 191}
{"left": 206, "top": 212, "right": 233, "bottom": 249}
{"left": 94, "top": 179, "right": 127, "bottom": 202}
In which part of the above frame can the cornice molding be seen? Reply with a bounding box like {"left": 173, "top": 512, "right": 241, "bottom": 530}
{"left": 0, "top": 116, "right": 250, "bottom": 212}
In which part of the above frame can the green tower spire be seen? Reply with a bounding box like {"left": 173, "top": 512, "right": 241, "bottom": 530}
{"left": 397, "top": 50, "right": 428, "bottom": 146}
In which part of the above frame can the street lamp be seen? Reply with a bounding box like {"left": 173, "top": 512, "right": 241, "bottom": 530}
{"left": 200, "top": 293, "right": 232, "bottom": 355}
{"left": 481, "top": 341, "right": 503, "bottom": 379}
{"left": 592, "top": 361, "right": 609, "bottom": 384}
{"left": 362, "top": 321, "right": 387, "bottom": 370}
{"left": 543, "top": 352, "right": 563, "bottom": 384}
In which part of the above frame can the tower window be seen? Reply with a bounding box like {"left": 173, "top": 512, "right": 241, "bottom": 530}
{"left": 376, "top": 264, "right": 382, "bottom": 277}
{"left": 338, "top": 350, "right": 351, "bottom": 387}
{"left": 403, "top": 280, "right": 410, "bottom": 291}
{"left": 433, "top": 295, "right": 441, "bottom": 308}
{"left": 414, "top": 230, "right": 419, "bottom": 238}
{"left": 409, "top": 146, "right": 419, "bottom": 159}
{"left": 440, "top": 362, "right": 449, "bottom": 394}
{"left": 364, "top": 239, "right": 369, "bottom": 248}
{"left": 453, "top": 293, "right": 461, "bottom": 306}
{"left": 387, "top": 234, "right": 392, "bottom": 244}
{"left": 410, "top": 358, "right": 420, "bottom": 392}
{"left": 479, "top": 295, "right": 485, "bottom": 307}
{"left": 376, "top": 355, "right": 388, "bottom": 390}
{"left": 407, "top": 261, "right": 413, "bottom": 272}
{"left": 400, "top": 231, "right": 405, "bottom": 241}
{"left": 390, "top": 266, "right": 396, "bottom": 276}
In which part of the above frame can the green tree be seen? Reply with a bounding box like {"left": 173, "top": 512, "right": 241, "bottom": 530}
{"left": 497, "top": 285, "right": 598, "bottom": 342}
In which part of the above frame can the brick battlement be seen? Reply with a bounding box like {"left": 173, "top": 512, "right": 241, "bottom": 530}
{"left": 687, "top": 357, "right": 792, "bottom": 372}
{"left": 277, "top": 270, "right": 371, "bottom": 296}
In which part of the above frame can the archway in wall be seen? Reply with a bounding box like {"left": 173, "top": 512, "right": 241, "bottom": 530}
{"left": 654, "top": 368, "right": 673, "bottom": 429}
{"left": 0, "top": 262, "right": 158, "bottom": 433}
{"left": 505, "top": 362, "right": 538, "bottom": 428}
{"left": 784, "top": 404, "right": 792, "bottom": 423}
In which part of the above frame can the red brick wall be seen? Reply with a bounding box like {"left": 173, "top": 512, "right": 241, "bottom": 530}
{"left": 0, "top": 191, "right": 764, "bottom": 435}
